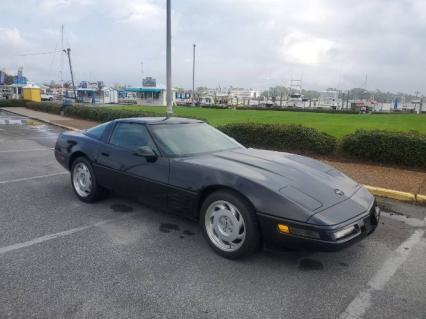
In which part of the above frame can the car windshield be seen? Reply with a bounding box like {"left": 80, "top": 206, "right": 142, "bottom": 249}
{"left": 150, "top": 123, "right": 243, "bottom": 157}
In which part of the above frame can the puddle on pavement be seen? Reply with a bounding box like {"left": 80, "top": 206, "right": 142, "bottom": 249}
{"left": 0, "top": 115, "right": 43, "bottom": 128}
{"left": 298, "top": 258, "right": 324, "bottom": 271}
{"left": 26, "top": 119, "right": 44, "bottom": 127}
{"left": 159, "top": 223, "right": 180, "bottom": 233}
{"left": 0, "top": 118, "right": 26, "bottom": 125}
{"left": 183, "top": 229, "right": 195, "bottom": 236}
{"left": 0, "top": 111, "right": 62, "bottom": 136}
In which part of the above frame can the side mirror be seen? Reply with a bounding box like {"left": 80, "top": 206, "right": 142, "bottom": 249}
{"left": 134, "top": 146, "right": 158, "bottom": 162}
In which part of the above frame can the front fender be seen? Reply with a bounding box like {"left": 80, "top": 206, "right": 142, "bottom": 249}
{"left": 169, "top": 158, "right": 312, "bottom": 222}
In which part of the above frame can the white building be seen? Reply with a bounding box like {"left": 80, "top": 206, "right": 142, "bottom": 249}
{"left": 76, "top": 86, "right": 118, "bottom": 104}
{"left": 196, "top": 87, "right": 261, "bottom": 106}
{"left": 229, "top": 88, "right": 260, "bottom": 106}
{"left": 122, "top": 77, "right": 176, "bottom": 106}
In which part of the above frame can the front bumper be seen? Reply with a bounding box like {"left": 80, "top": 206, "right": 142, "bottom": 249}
{"left": 257, "top": 201, "right": 380, "bottom": 251}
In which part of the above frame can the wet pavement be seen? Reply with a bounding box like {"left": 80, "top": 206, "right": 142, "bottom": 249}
{"left": 0, "top": 110, "right": 425, "bottom": 319}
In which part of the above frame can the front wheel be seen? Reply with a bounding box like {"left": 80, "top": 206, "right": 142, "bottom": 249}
{"left": 200, "top": 190, "right": 261, "bottom": 259}
{"left": 71, "top": 157, "right": 105, "bottom": 203}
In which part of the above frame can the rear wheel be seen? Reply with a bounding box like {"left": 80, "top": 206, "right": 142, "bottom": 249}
{"left": 201, "top": 190, "right": 260, "bottom": 259}
{"left": 71, "top": 157, "right": 105, "bottom": 203}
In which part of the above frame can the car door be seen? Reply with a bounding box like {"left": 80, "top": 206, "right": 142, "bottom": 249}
{"left": 95, "top": 121, "right": 169, "bottom": 210}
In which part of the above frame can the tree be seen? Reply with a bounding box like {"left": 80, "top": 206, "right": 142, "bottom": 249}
{"left": 349, "top": 88, "right": 371, "bottom": 100}
{"left": 261, "top": 86, "right": 288, "bottom": 98}
{"left": 195, "top": 86, "right": 208, "bottom": 99}
{"left": 301, "top": 89, "right": 321, "bottom": 100}
{"left": 5, "top": 74, "right": 14, "bottom": 85}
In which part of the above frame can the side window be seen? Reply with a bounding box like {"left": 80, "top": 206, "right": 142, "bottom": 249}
{"left": 86, "top": 122, "right": 109, "bottom": 140}
{"left": 109, "top": 123, "right": 155, "bottom": 150}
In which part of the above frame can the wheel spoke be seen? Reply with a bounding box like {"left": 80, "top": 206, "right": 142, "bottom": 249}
{"left": 236, "top": 213, "right": 244, "bottom": 229}
{"left": 235, "top": 232, "right": 245, "bottom": 240}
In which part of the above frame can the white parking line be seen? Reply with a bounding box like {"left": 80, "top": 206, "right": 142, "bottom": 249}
{"left": 0, "top": 148, "right": 54, "bottom": 153}
{"left": 0, "top": 214, "right": 136, "bottom": 255}
{"left": 339, "top": 229, "right": 425, "bottom": 319}
{"left": 0, "top": 172, "right": 68, "bottom": 185}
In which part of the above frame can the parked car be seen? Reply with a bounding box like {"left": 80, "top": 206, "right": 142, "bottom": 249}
{"left": 54, "top": 117, "right": 380, "bottom": 259}
{"left": 41, "top": 93, "right": 54, "bottom": 101}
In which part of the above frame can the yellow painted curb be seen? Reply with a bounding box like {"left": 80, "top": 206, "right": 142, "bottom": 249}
{"left": 416, "top": 194, "right": 426, "bottom": 204}
{"left": 364, "top": 185, "right": 416, "bottom": 202}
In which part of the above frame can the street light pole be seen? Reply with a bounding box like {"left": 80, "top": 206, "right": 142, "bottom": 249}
{"left": 192, "top": 43, "right": 196, "bottom": 106}
{"left": 166, "top": 0, "right": 173, "bottom": 116}
{"left": 64, "top": 48, "right": 77, "bottom": 100}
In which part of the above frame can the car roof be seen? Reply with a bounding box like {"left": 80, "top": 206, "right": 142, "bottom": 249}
{"left": 114, "top": 117, "right": 204, "bottom": 125}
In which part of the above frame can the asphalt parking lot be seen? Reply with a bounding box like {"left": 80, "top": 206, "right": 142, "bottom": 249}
{"left": 0, "top": 110, "right": 425, "bottom": 319}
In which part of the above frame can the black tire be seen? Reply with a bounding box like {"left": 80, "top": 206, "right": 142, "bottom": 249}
{"left": 200, "top": 190, "right": 261, "bottom": 259}
{"left": 70, "top": 157, "right": 106, "bottom": 203}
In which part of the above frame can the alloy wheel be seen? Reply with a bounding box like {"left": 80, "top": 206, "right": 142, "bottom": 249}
{"left": 205, "top": 200, "right": 246, "bottom": 252}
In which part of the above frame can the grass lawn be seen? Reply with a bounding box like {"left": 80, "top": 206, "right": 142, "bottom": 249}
{"left": 108, "top": 105, "right": 426, "bottom": 139}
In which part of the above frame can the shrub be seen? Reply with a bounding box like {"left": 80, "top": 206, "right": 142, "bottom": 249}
{"left": 218, "top": 123, "right": 337, "bottom": 155}
{"left": 340, "top": 130, "right": 426, "bottom": 168}
{"left": 26, "top": 103, "right": 207, "bottom": 123}
{"left": 63, "top": 105, "right": 161, "bottom": 122}
{"left": 0, "top": 99, "right": 28, "bottom": 107}
{"left": 26, "top": 102, "right": 61, "bottom": 114}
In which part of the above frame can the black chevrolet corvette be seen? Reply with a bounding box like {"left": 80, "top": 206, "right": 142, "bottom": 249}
{"left": 55, "top": 117, "right": 379, "bottom": 258}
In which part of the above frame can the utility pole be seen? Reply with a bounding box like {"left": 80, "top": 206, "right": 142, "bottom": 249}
{"left": 166, "top": 0, "right": 173, "bottom": 116}
{"left": 192, "top": 43, "right": 196, "bottom": 106}
{"left": 60, "top": 25, "right": 64, "bottom": 97}
{"left": 64, "top": 48, "right": 77, "bottom": 100}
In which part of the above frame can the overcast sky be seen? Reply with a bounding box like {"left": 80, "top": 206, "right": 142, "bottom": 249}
{"left": 1, "top": 0, "right": 425, "bottom": 93}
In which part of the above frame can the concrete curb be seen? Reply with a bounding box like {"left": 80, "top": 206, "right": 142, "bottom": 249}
{"left": 0, "top": 108, "right": 81, "bottom": 132}
{"left": 364, "top": 185, "right": 425, "bottom": 204}
{"left": 416, "top": 194, "right": 426, "bottom": 204}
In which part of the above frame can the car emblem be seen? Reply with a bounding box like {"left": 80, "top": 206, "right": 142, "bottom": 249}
{"left": 334, "top": 189, "right": 344, "bottom": 196}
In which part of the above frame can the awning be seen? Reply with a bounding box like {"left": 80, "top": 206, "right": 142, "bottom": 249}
{"left": 125, "top": 87, "right": 162, "bottom": 93}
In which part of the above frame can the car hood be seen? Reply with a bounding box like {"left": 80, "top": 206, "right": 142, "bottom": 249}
{"left": 210, "top": 148, "right": 360, "bottom": 212}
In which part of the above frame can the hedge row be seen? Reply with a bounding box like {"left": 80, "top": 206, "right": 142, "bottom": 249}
{"left": 64, "top": 105, "right": 162, "bottom": 122}
{"left": 341, "top": 130, "right": 426, "bottom": 168}
{"left": 26, "top": 101, "right": 61, "bottom": 114}
{"left": 25, "top": 102, "right": 165, "bottom": 121}
{"left": 218, "top": 123, "right": 337, "bottom": 155}
{"left": 219, "top": 124, "right": 426, "bottom": 168}
{"left": 25, "top": 102, "right": 206, "bottom": 123}
{"left": 0, "top": 99, "right": 28, "bottom": 107}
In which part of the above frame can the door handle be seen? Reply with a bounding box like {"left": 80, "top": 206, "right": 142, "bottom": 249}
{"left": 101, "top": 152, "right": 109, "bottom": 157}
